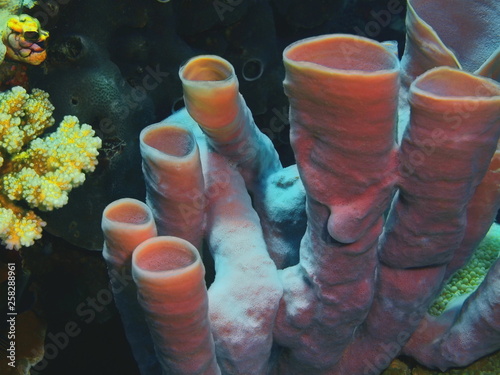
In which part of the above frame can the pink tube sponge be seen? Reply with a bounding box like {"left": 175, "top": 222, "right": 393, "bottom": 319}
{"left": 179, "top": 54, "right": 281, "bottom": 188}
{"left": 102, "top": 198, "right": 160, "bottom": 375}
{"left": 180, "top": 55, "right": 240, "bottom": 132}
{"left": 283, "top": 34, "right": 399, "bottom": 244}
{"left": 132, "top": 236, "right": 220, "bottom": 375}
{"left": 140, "top": 123, "right": 205, "bottom": 252}
{"left": 102, "top": 22, "right": 500, "bottom": 374}
{"left": 273, "top": 34, "right": 400, "bottom": 373}
{"left": 382, "top": 67, "right": 500, "bottom": 268}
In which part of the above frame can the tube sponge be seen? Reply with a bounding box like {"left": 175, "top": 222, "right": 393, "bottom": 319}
{"left": 102, "top": 198, "right": 161, "bottom": 375}
{"left": 140, "top": 123, "right": 205, "bottom": 252}
{"left": 132, "top": 236, "right": 221, "bottom": 375}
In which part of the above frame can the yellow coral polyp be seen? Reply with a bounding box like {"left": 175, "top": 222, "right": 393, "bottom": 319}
{"left": 0, "top": 86, "right": 54, "bottom": 155}
{"left": 428, "top": 223, "right": 500, "bottom": 316}
{"left": 2, "top": 13, "right": 49, "bottom": 65}
{"left": 0, "top": 86, "right": 101, "bottom": 250}
{"left": 3, "top": 115, "right": 101, "bottom": 211}
{"left": 0, "top": 206, "right": 45, "bottom": 250}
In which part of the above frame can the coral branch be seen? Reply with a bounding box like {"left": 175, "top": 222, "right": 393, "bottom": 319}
{"left": 0, "top": 87, "right": 100, "bottom": 249}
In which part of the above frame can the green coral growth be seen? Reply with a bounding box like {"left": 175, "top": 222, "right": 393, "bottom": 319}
{"left": 429, "top": 223, "right": 500, "bottom": 316}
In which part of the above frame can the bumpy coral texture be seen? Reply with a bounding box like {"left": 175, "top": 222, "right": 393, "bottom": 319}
{"left": 0, "top": 1, "right": 41, "bottom": 65}
{"left": 429, "top": 224, "right": 500, "bottom": 316}
{"left": 0, "top": 86, "right": 101, "bottom": 249}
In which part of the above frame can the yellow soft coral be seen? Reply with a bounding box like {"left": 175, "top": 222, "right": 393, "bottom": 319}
{"left": 1, "top": 2, "right": 41, "bottom": 65}
{"left": 0, "top": 199, "right": 44, "bottom": 249}
{"left": 4, "top": 116, "right": 101, "bottom": 210}
{"left": 0, "top": 86, "right": 54, "bottom": 156}
{"left": 0, "top": 86, "right": 101, "bottom": 250}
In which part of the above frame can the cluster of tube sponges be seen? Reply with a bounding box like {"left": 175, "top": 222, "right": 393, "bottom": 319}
{"left": 0, "top": 86, "right": 101, "bottom": 249}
